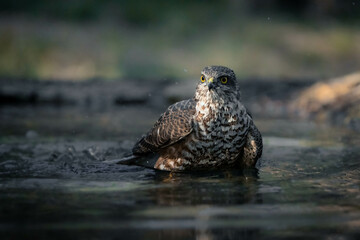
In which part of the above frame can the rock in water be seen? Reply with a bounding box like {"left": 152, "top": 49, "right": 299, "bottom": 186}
{"left": 291, "top": 72, "right": 360, "bottom": 131}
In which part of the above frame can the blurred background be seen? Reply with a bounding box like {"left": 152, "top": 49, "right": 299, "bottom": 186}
{"left": 1, "top": 2, "right": 360, "bottom": 240}
{"left": 1, "top": 0, "right": 360, "bottom": 81}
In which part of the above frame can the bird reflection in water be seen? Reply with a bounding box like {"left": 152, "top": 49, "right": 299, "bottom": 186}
{"left": 138, "top": 169, "right": 262, "bottom": 240}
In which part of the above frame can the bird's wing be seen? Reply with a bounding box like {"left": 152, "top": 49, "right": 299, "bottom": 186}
{"left": 241, "top": 122, "right": 263, "bottom": 168}
{"left": 132, "top": 99, "right": 196, "bottom": 155}
{"left": 245, "top": 106, "right": 253, "bottom": 119}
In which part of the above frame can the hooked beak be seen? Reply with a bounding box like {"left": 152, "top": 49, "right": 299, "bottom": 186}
{"left": 208, "top": 77, "right": 215, "bottom": 90}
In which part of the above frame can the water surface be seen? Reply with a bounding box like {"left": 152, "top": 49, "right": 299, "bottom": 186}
{"left": 0, "top": 106, "right": 359, "bottom": 239}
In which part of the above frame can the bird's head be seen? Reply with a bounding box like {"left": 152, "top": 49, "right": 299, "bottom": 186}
{"left": 197, "top": 66, "right": 238, "bottom": 98}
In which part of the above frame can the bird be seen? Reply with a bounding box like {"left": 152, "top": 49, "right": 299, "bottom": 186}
{"left": 112, "top": 66, "right": 262, "bottom": 172}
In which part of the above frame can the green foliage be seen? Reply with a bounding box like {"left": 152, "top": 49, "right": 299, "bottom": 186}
{"left": 1, "top": 0, "right": 360, "bottom": 80}
{"left": 1, "top": 0, "right": 359, "bottom": 23}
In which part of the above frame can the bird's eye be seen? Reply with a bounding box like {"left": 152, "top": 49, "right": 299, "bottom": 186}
{"left": 200, "top": 75, "right": 206, "bottom": 82}
{"left": 220, "top": 76, "right": 228, "bottom": 84}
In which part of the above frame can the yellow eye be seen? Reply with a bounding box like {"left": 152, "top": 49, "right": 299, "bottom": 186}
{"left": 221, "top": 76, "right": 228, "bottom": 84}
{"left": 200, "top": 75, "right": 206, "bottom": 82}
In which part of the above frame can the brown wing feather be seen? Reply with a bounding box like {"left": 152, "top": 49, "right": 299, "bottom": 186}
{"left": 132, "top": 99, "right": 196, "bottom": 155}
{"left": 240, "top": 109, "right": 263, "bottom": 167}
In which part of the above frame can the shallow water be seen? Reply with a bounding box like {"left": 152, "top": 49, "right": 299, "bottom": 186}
{"left": 1, "top": 105, "right": 360, "bottom": 240}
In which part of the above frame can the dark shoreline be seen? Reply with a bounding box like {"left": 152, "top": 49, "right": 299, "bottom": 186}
{"left": 3, "top": 76, "right": 359, "bottom": 132}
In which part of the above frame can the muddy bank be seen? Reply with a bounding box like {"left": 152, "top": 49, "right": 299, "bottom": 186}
{"left": 0, "top": 77, "right": 316, "bottom": 141}
{"left": 1, "top": 75, "right": 359, "bottom": 132}
{"left": 0, "top": 77, "right": 313, "bottom": 114}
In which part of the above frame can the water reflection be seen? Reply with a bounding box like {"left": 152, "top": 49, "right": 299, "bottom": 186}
{"left": 126, "top": 169, "right": 263, "bottom": 240}
{"left": 151, "top": 169, "right": 261, "bottom": 205}
{"left": 1, "top": 122, "right": 360, "bottom": 239}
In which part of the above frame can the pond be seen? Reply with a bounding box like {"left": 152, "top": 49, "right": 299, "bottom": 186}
{"left": 0, "top": 103, "right": 359, "bottom": 240}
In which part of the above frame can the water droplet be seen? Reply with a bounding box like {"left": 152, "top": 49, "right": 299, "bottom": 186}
{"left": 267, "top": 17, "right": 271, "bottom": 21}
{"left": 26, "top": 130, "right": 38, "bottom": 139}
{"left": 66, "top": 145, "right": 76, "bottom": 154}
{"left": 184, "top": 69, "right": 188, "bottom": 72}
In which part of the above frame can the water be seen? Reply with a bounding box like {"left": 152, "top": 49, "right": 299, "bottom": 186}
{"left": 1, "top": 105, "right": 360, "bottom": 240}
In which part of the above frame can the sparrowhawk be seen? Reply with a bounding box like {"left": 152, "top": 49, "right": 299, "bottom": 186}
{"left": 114, "top": 66, "right": 262, "bottom": 171}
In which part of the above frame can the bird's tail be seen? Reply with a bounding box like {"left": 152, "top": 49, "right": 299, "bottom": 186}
{"left": 103, "top": 155, "right": 139, "bottom": 165}
{"left": 103, "top": 153, "right": 158, "bottom": 169}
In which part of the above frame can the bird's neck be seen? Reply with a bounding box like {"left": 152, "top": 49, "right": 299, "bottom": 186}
{"left": 194, "top": 86, "right": 239, "bottom": 121}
